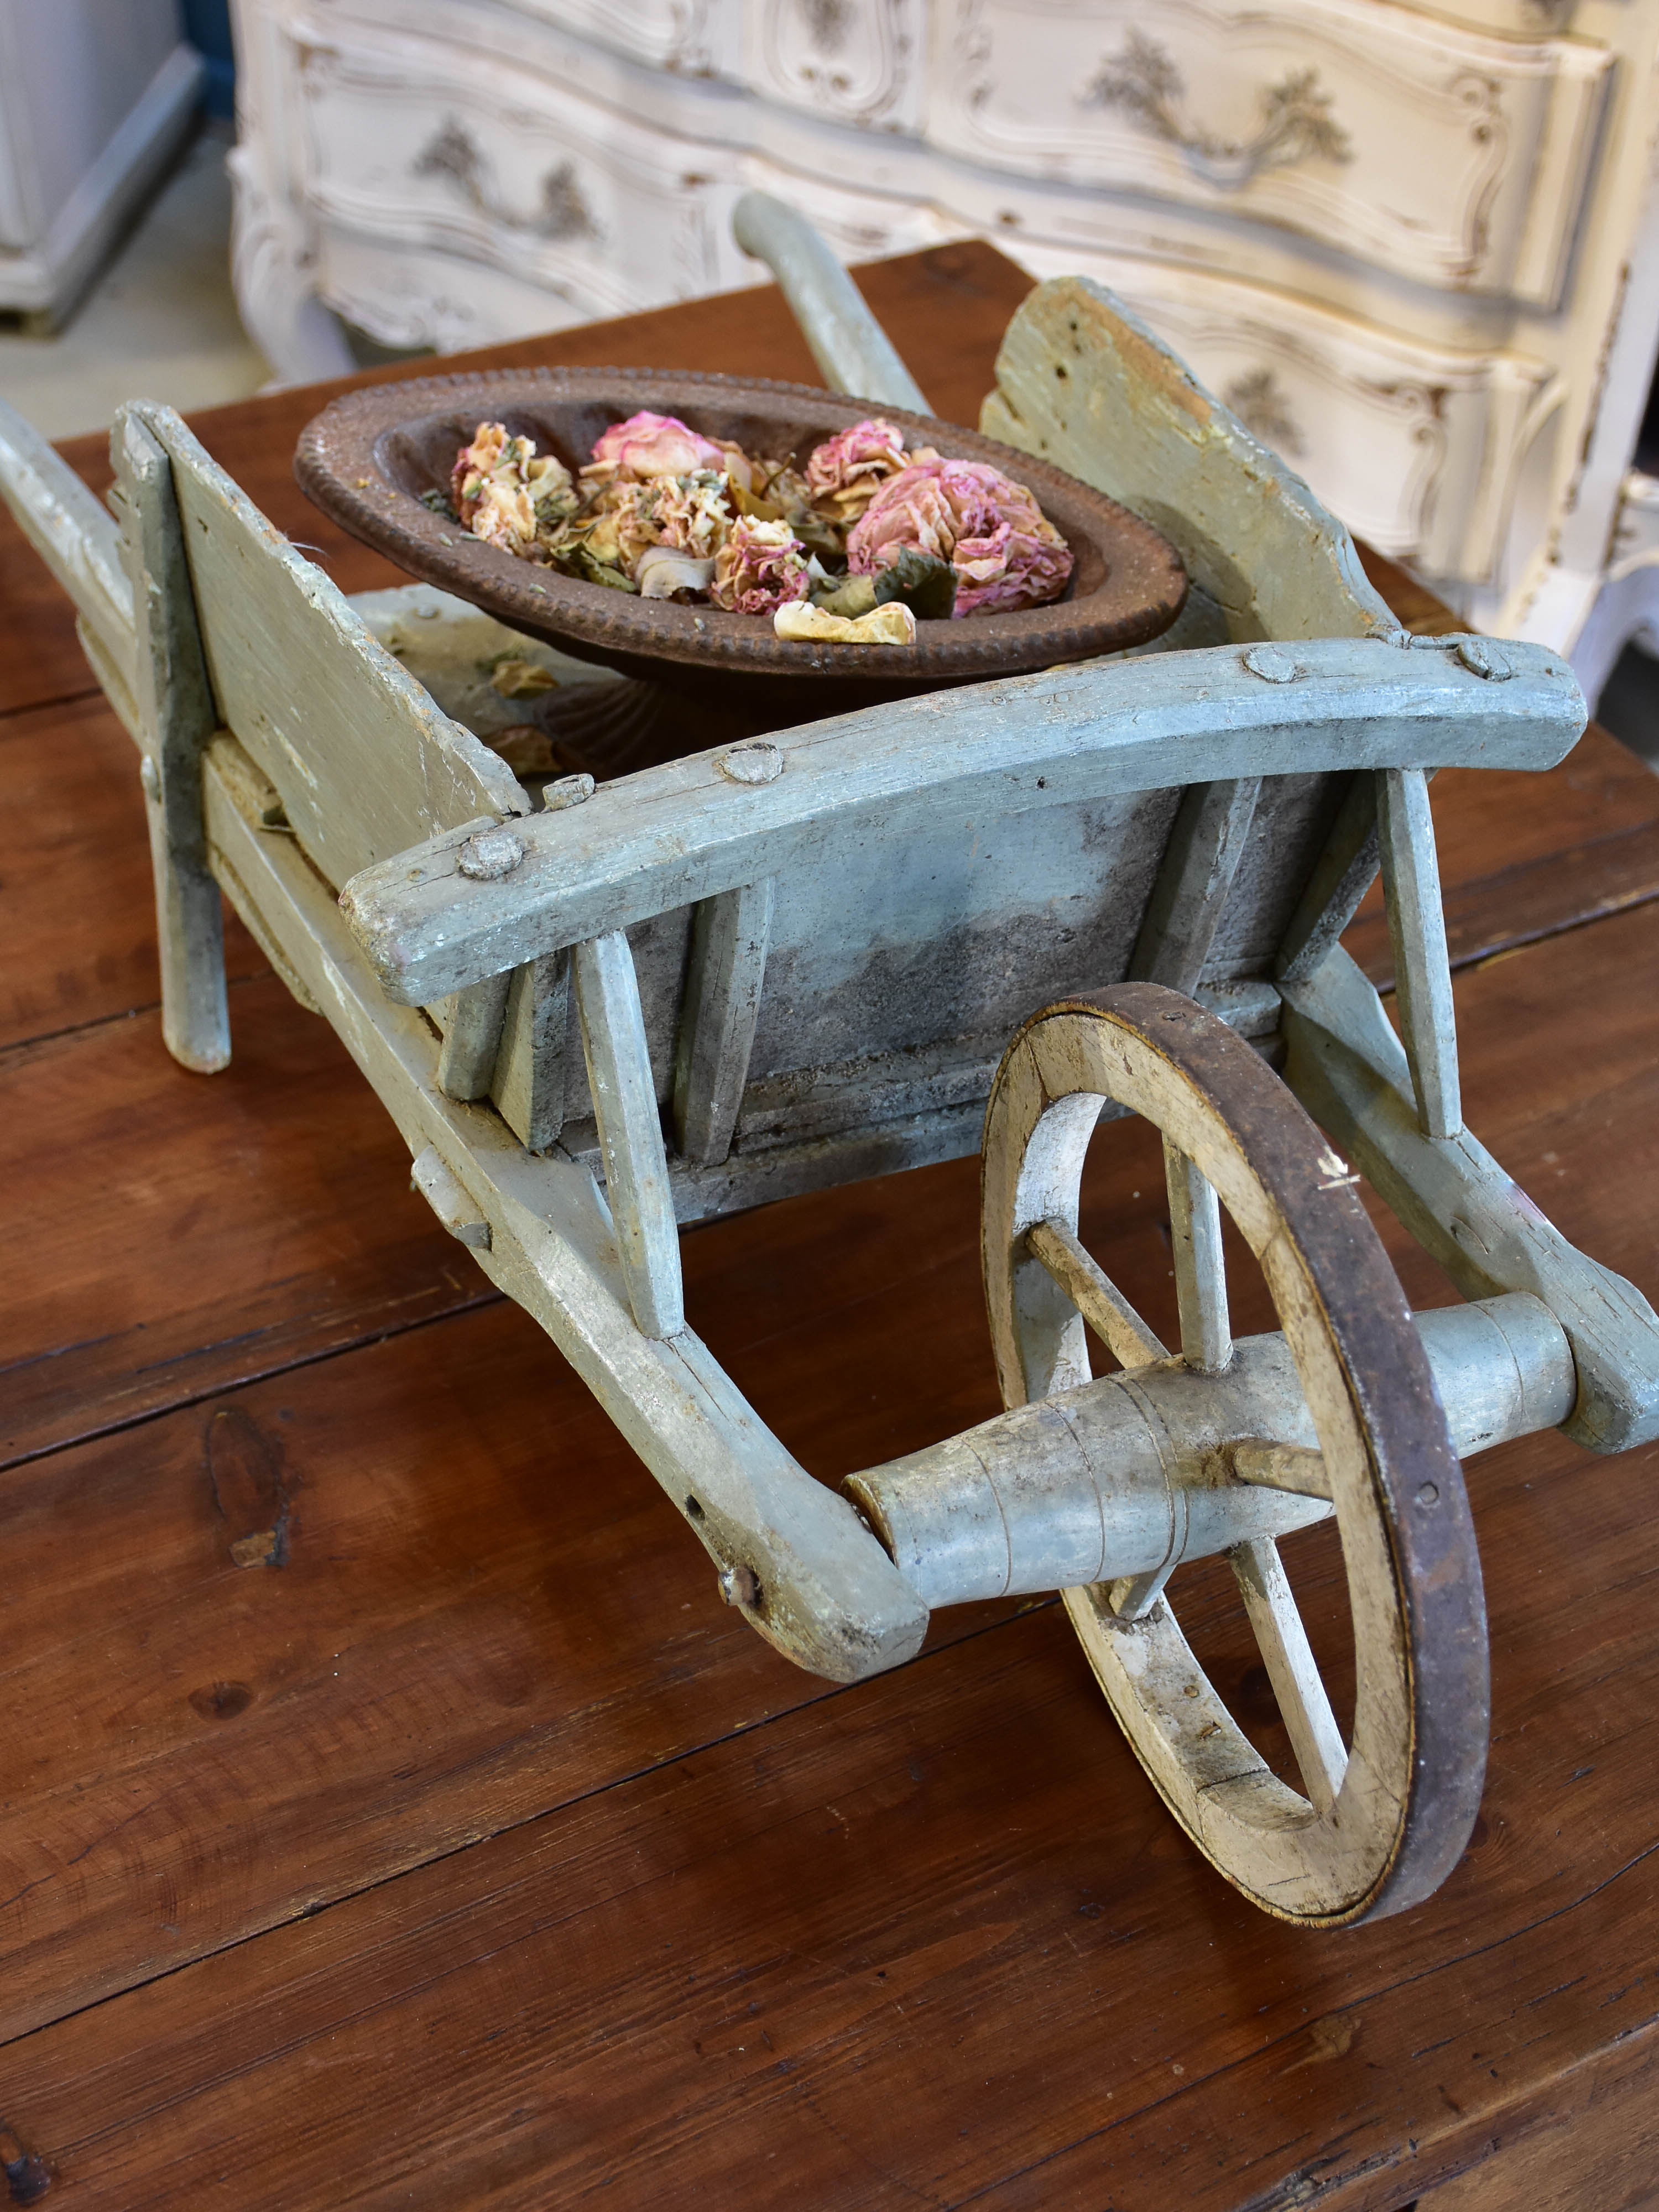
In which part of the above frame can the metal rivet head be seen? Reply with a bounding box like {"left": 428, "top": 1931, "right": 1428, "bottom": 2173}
{"left": 718, "top": 742, "right": 784, "bottom": 785}
{"left": 1243, "top": 644, "right": 1299, "bottom": 684}
{"left": 1416, "top": 1481, "right": 1441, "bottom": 1506}
{"left": 718, "top": 1563, "right": 760, "bottom": 1608}
{"left": 1456, "top": 635, "right": 1512, "bottom": 681}
{"left": 457, "top": 824, "right": 525, "bottom": 880}
{"left": 542, "top": 773, "right": 594, "bottom": 812}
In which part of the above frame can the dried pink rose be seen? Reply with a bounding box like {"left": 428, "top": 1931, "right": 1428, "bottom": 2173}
{"left": 587, "top": 410, "right": 727, "bottom": 481}
{"left": 846, "top": 456, "right": 1073, "bottom": 616}
{"left": 710, "top": 514, "right": 810, "bottom": 615}
{"left": 805, "top": 418, "right": 908, "bottom": 520}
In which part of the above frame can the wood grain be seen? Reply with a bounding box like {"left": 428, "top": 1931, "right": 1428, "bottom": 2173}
{"left": 0, "top": 973, "right": 492, "bottom": 1466}
{"left": 3, "top": 245, "right": 1657, "bottom": 2210}
{"left": 0, "top": 1389, "right": 1650, "bottom": 2209}
{"left": 0, "top": 693, "right": 256, "bottom": 1051}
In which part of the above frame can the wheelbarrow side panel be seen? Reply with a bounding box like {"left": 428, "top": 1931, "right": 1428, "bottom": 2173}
{"left": 341, "top": 639, "right": 1582, "bottom": 1008}
{"left": 132, "top": 402, "right": 530, "bottom": 891}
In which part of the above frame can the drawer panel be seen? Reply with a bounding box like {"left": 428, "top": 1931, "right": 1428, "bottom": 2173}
{"left": 289, "top": 25, "right": 747, "bottom": 330}
{"left": 483, "top": 0, "right": 740, "bottom": 76}
{"left": 1008, "top": 243, "right": 1554, "bottom": 582}
{"left": 739, "top": 0, "right": 926, "bottom": 134}
{"left": 927, "top": 0, "right": 1611, "bottom": 306}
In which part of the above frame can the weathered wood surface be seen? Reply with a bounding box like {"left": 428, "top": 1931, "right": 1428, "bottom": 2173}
{"left": 2, "top": 251, "right": 1658, "bottom": 2205}
{"left": 343, "top": 637, "right": 1583, "bottom": 1009}
{"left": 0, "top": 398, "right": 136, "bottom": 709}
{"left": 112, "top": 407, "right": 231, "bottom": 1073}
{"left": 137, "top": 403, "right": 528, "bottom": 891}
{"left": 1377, "top": 765, "right": 1463, "bottom": 1140}
{"left": 981, "top": 275, "right": 1397, "bottom": 646}
{"left": 733, "top": 191, "right": 931, "bottom": 413}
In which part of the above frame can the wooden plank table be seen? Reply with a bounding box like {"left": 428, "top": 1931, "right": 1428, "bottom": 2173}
{"left": 1, "top": 243, "right": 1656, "bottom": 2211}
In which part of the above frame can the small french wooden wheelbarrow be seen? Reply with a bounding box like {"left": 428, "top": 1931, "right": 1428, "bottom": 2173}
{"left": 3, "top": 197, "right": 1655, "bottom": 1931}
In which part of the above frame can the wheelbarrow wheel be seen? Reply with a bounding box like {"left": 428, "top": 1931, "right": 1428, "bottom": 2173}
{"left": 981, "top": 983, "right": 1489, "bottom": 1926}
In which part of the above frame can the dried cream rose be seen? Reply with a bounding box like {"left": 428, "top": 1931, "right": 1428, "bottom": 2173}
{"left": 710, "top": 514, "right": 810, "bottom": 615}
{"left": 451, "top": 421, "right": 573, "bottom": 557}
{"left": 637, "top": 545, "right": 717, "bottom": 599}
{"left": 774, "top": 601, "right": 916, "bottom": 645}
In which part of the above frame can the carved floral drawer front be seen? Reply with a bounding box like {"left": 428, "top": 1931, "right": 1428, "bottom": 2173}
{"left": 740, "top": 0, "right": 925, "bottom": 134}
{"left": 290, "top": 28, "right": 745, "bottom": 334}
{"left": 928, "top": 0, "right": 1611, "bottom": 306}
{"left": 1011, "top": 246, "right": 1554, "bottom": 582}
{"left": 493, "top": 0, "right": 739, "bottom": 76}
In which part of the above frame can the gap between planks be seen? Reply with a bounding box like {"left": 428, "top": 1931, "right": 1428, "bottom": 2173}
{"left": 0, "top": 679, "right": 105, "bottom": 733}
{"left": 0, "top": 1578, "right": 1054, "bottom": 2056}
{"left": 0, "top": 1281, "right": 507, "bottom": 1478}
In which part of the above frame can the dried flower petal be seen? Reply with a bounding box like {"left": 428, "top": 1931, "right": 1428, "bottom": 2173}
{"left": 651, "top": 470, "right": 734, "bottom": 560}
{"left": 711, "top": 515, "right": 810, "bottom": 615}
{"left": 846, "top": 456, "right": 1072, "bottom": 616}
{"left": 587, "top": 410, "right": 727, "bottom": 482}
{"left": 452, "top": 421, "right": 575, "bottom": 558}
{"left": 806, "top": 418, "right": 909, "bottom": 523}
{"left": 774, "top": 601, "right": 916, "bottom": 645}
{"left": 637, "top": 545, "right": 717, "bottom": 599}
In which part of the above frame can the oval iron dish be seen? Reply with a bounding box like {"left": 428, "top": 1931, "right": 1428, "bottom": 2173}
{"left": 295, "top": 367, "right": 1187, "bottom": 690}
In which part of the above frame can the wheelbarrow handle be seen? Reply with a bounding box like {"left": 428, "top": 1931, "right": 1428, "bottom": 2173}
{"left": 732, "top": 190, "right": 930, "bottom": 416}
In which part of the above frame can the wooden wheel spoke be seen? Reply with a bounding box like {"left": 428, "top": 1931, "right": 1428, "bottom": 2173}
{"left": 1231, "top": 1441, "right": 1331, "bottom": 1500}
{"left": 1230, "top": 1537, "right": 1348, "bottom": 1816}
{"left": 1164, "top": 1138, "right": 1231, "bottom": 1373}
{"left": 1026, "top": 1216, "right": 1168, "bottom": 1370}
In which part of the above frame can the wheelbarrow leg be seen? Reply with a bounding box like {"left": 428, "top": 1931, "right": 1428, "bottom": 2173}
{"left": 113, "top": 407, "right": 230, "bottom": 1073}
{"left": 1280, "top": 943, "right": 1659, "bottom": 1453}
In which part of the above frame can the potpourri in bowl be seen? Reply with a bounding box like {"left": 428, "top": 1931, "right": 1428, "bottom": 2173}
{"left": 295, "top": 367, "right": 1187, "bottom": 688}
{"left": 442, "top": 405, "right": 1078, "bottom": 637}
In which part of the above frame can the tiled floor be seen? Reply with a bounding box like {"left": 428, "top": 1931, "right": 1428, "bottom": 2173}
{"left": 0, "top": 122, "right": 269, "bottom": 442}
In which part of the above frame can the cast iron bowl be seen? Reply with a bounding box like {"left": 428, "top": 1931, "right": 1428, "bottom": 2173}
{"left": 295, "top": 367, "right": 1187, "bottom": 692}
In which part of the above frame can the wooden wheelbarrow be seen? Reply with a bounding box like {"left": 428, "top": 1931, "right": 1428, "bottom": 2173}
{"left": 3, "top": 196, "right": 1655, "bottom": 1933}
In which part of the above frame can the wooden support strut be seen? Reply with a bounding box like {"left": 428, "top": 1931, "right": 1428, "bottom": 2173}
{"left": 672, "top": 879, "right": 774, "bottom": 1167}
{"left": 1280, "top": 946, "right": 1659, "bottom": 1453}
{"left": 112, "top": 407, "right": 231, "bottom": 1075}
{"left": 490, "top": 952, "right": 571, "bottom": 1154}
{"left": 573, "top": 931, "right": 686, "bottom": 1340}
{"left": 1376, "top": 765, "right": 1462, "bottom": 1140}
{"left": 1275, "top": 773, "right": 1380, "bottom": 985}
{"left": 435, "top": 974, "right": 513, "bottom": 1102}
{"left": 197, "top": 735, "right": 926, "bottom": 1682}
{"left": 1130, "top": 776, "right": 1261, "bottom": 995}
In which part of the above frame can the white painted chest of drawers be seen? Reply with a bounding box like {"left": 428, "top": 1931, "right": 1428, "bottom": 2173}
{"left": 228, "top": 0, "right": 1659, "bottom": 680}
